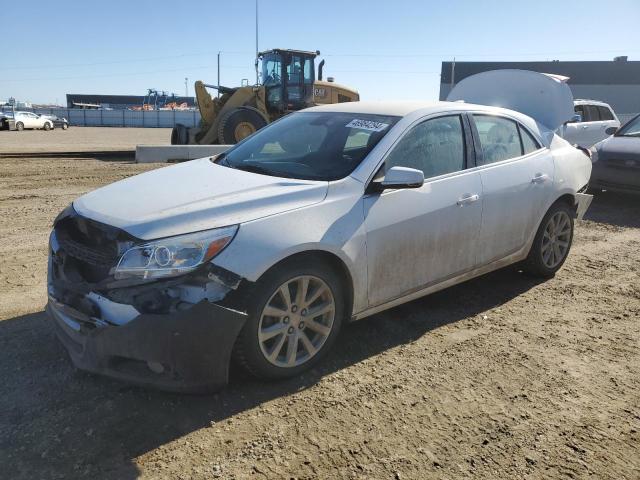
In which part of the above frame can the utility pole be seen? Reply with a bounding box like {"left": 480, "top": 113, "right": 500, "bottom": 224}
{"left": 217, "top": 51, "right": 221, "bottom": 98}
{"left": 184, "top": 77, "right": 188, "bottom": 98}
{"left": 450, "top": 57, "right": 456, "bottom": 91}
{"left": 255, "top": 0, "right": 259, "bottom": 85}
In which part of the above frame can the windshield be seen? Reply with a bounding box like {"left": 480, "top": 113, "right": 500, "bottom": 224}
{"left": 219, "top": 112, "right": 400, "bottom": 181}
{"left": 617, "top": 115, "right": 640, "bottom": 137}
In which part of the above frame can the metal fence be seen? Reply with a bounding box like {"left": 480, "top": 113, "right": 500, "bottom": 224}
{"left": 9, "top": 108, "right": 201, "bottom": 128}
{"left": 618, "top": 113, "right": 638, "bottom": 125}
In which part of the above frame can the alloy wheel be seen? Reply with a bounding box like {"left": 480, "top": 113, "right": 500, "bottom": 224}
{"left": 541, "top": 211, "right": 571, "bottom": 268}
{"left": 258, "top": 275, "right": 335, "bottom": 368}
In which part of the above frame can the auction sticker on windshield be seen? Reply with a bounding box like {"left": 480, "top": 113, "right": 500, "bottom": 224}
{"left": 345, "top": 119, "right": 390, "bottom": 132}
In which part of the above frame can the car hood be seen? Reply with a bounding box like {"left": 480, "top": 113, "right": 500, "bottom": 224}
{"left": 596, "top": 136, "right": 640, "bottom": 161}
{"left": 73, "top": 157, "right": 328, "bottom": 240}
{"left": 447, "top": 69, "right": 574, "bottom": 131}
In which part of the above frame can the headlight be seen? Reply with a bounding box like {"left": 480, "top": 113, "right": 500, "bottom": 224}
{"left": 114, "top": 225, "right": 238, "bottom": 280}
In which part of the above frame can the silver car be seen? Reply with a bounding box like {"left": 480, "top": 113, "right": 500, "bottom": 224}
{"left": 47, "top": 72, "right": 593, "bottom": 392}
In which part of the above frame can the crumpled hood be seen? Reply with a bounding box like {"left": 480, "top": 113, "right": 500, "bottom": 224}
{"left": 73, "top": 158, "right": 328, "bottom": 240}
{"left": 596, "top": 136, "right": 640, "bottom": 161}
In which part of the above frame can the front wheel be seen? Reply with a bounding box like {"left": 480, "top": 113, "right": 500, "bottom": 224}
{"left": 43, "top": 122, "right": 51, "bottom": 131}
{"left": 523, "top": 202, "right": 574, "bottom": 278}
{"left": 15, "top": 122, "right": 24, "bottom": 131}
{"left": 217, "top": 107, "right": 267, "bottom": 144}
{"left": 233, "top": 260, "right": 345, "bottom": 379}
{"left": 62, "top": 123, "right": 69, "bottom": 130}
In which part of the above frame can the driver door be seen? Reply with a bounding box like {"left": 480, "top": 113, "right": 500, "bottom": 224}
{"left": 363, "top": 114, "right": 483, "bottom": 306}
{"left": 284, "top": 54, "right": 313, "bottom": 110}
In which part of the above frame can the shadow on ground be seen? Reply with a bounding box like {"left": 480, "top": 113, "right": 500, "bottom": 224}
{"left": 0, "top": 267, "right": 543, "bottom": 479}
{"left": 583, "top": 190, "right": 640, "bottom": 228}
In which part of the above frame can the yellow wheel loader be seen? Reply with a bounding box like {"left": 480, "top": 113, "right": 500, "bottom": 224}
{"left": 171, "top": 49, "right": 359, "bottom": 145}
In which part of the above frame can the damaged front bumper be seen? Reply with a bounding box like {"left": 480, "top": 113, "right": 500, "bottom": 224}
{"left": 46, "top": 215, "right": 248, "bottom": 393}
{"left": 47, "top": 296, "right": 246, "bottom": 393}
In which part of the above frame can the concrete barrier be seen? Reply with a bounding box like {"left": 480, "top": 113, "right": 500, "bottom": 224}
{"left": 136, "top": 145, "right": 232, "bottom": 163}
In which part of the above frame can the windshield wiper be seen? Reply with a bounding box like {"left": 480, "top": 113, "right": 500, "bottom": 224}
{"left": 234, "top": 163, "right": 292, "bottom": 178}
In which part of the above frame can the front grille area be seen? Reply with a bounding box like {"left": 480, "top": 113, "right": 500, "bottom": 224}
{"left": 57, "top": 230, "right": 117, "bottom": 267}
{"left": 53, "top": 212, "right": 136, "bottom": 283}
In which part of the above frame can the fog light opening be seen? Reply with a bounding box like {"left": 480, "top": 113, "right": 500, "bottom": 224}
{"left": 147, "top": 361, "right": 165, "bottom": 374}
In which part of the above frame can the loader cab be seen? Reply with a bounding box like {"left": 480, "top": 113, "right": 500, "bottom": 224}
{"left": 260, "top": 49, "right": 317, "bottom": 113}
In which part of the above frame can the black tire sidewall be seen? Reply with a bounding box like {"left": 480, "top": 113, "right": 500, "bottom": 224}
{"left": 526, "top": 202, "right": 574, "bottom": 277}
{"left": 218, "top": 108, "right": 267, "bottom": 144}
{"left": 234, "top": 260, "right": 345, "bottom": 379}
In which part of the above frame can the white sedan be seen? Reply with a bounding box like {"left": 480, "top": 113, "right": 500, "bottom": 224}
{"left": 14, "top": 111, "right": 53, "bottom": 131}
{"left": 47, "top": 71, "right": 593, "bottom": 392}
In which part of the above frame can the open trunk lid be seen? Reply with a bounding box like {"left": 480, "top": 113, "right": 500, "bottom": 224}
{"left": 446, "top": 69, "right": 574, "bottom": 131}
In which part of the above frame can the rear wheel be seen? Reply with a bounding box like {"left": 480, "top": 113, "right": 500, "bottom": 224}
{"left": 233, "top": 260, "right": 345, "bottom": 379}
{"left": 16, "top": 122, "right": 24, "bottom": 131}
{"left": 523, "top": 202, "right": 574, "bottom": 278}
{"left": 217, "top": 107, "right": 267, "bottom": 144}
{"left": 43, "top": 122, "right": 52, "bottom": 131}
{"left": 62, "top": 123, "right": 69, "bottom": 130}
{"left": 171, "top": 123, "right": 188, "bottom": 144}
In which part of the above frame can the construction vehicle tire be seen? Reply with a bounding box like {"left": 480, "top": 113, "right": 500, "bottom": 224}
{"left": 171, "top": 124, "right": 188, "bottom": 145}
{"left": 217, "top": 107, "right": 267, "bottom": 144}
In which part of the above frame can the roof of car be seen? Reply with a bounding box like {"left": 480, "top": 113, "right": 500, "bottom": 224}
{"left": 304, "top": 100, "right": 551, "bottom": 143}
{"left": 305, "top": 100, "right": 540, "bottom": 126}
{"left": 574, "top": 99, "right": 612, "bottom": 107}
{"left": 306, "top": 100, "right": 479, "bottom": 116}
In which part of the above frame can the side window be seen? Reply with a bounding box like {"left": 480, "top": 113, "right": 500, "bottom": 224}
{"left": 473, "top": 115, "right": 522, "bottom": 164}
{"left": 385, "top": 115, "right": 465, "bottom": 179}
{"left": 584, "top": 105, "right": 600, "bottom": 122}
{"left": 598, "top": 106, "right": 614, "bottom": 121}
{"left": 302, "top": 57, "right": 313, "bottom": 85}
{"left": 574, "top": 105, "right": 585, "bottom": 122}
{"left": 519, "top": 125, "right": 541, "bottom": 154}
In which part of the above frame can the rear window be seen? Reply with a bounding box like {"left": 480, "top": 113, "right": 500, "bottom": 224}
{"left": 473, "top": 115, "right": 522, "bottom": 164}
{"left": 519, "top": 125, "right": 541, "bottom": 154}
{"left": 583, "top": 105, "right": 600, "bottom": 122}
{"left": 597, "top": 106, "right": 615, "bottom": 121}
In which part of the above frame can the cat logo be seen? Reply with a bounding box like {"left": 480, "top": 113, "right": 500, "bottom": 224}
{"left": 314, "top": 87, "right": 327, "bottom": 98}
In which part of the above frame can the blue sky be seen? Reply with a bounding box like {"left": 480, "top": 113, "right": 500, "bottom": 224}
{"left": 2, "top": 0, "right": 639, "bottom": 104}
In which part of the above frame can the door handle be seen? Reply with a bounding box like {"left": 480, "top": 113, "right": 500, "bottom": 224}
{"left": 582, "top": 125, "right": 589, "bottom": 129}
{"left": 531, "top": 173, "right": 550, "bottom": 184}
{"left": 457, "top": 193, "right": 480, "bottom": 206}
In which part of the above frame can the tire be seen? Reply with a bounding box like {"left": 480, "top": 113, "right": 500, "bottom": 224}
{"left": 522, "top": 201, "right": 574, "bottom": 278}
{"left": 233, "top": 259, "right": 345, "bottom": 379}
{"left": 62, "top": 123, "right": 69, "bottom": 130}
{"left": 171, "top": 123, "right": 188, "bottom": 145}
{"left": 43, "top": 122, "right": 51, "bottom": 131}
{"left": 217, "top": 107, "right": 267, "bottom": 144}
{"left": 16, "top": 122, "right": 24, "bottom": 131}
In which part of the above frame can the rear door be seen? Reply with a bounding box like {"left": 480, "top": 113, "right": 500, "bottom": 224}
{"left": 562, "top": 104, "right": 605, "bottom": 147}
{"left": 363, "top": 114, "right": 483, "bottom": 306}
{"left": 597, "top": 105, "right": 620, "bottom": 139}
{"left": 470, "top": 114, "right": 554, "bottom": 265}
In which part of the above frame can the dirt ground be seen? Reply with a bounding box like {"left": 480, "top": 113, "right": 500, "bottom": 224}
{"left": 0, "top": 133, "right": 639, "bottom": 479}
{"left": 0, "top": 127, "right": 171, "bottom": 154}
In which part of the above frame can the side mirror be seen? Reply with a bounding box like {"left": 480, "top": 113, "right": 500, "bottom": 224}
{"left": 605, "top": 126, "right": 618, "bottom": 135}
{"left": 372, "top": 166, "right": 424, "bottom": 192}
{"left": 568, "top": 113, "right": 582, "bottom": 123}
